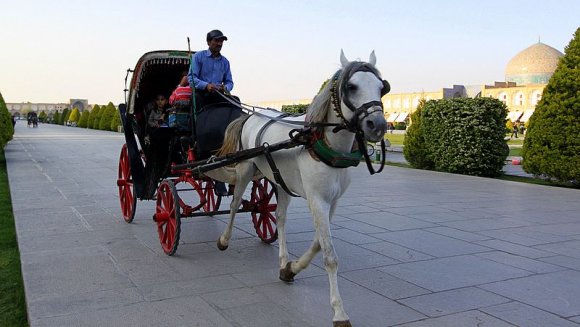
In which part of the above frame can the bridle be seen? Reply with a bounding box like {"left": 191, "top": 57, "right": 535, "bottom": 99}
{"left": 324, "top": 62, "right": 390, "bottom": 174}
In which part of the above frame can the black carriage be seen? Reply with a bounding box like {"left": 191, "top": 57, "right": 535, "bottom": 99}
{"left": 117, "top": 50, "right": 278, "bottom": 255}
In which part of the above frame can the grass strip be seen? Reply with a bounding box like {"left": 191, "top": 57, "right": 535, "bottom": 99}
{"left": 0, "top": 149, "right": 28, "bottom": 327}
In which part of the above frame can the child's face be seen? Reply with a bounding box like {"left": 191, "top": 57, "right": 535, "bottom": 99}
{"left": 156, "top": 97, "right": 167, "bottom": 108}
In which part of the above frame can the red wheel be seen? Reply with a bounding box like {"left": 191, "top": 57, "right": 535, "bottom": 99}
{"left": 155, "top": 180, "right": 181, "bottom": 255}
{"left": 117, "top": 144, "right": 137, "bottom": 223}
{"left": 200, "top": 179, "right": 222, "bottom": 214}
{"left": 250, "top": 178, "right": 278, "bottom": 243}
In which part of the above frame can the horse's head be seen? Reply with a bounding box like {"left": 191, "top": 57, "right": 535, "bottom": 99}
{"left": 333, "top": 50, "right": 389, "bottom": 142}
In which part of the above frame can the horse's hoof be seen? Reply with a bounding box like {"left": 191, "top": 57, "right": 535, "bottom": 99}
{"left": 333, "top": 320, "right": 352, "bottom": 327}
{"left": 279, "top": 262, "right": 296, "bottom": 283}
{"left": 217, "top": 239, "right": 228, "bottom": 251}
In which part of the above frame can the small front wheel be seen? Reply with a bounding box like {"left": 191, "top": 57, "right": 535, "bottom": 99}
{"left": 155, "top": 180, "right": 181, "bottom": 255}
{"left": 117, "top": 144, "right": 137, "bottom": 223}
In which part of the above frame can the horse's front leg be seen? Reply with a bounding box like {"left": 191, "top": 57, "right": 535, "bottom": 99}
{"left": 312, "top": 199, "right": 350, "bottom": 326}
{"left": 217, "top": 162, "right": 253, "bottom": 251}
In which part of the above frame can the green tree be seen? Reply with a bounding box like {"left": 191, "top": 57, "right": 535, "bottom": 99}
{"left": 88, "top": 105, "right": 101, "bottom": 129}
{"left": 0, "top": 91, "right": 14, "bottom": 148}
{"left": 78, "top": 110, "right": 90, "bottom": 128}
{"left": 403, "top": 99, "right": 434, "bottom": 169}
{"left": 110, "top": 108, "right": 122, "bottom": 132}
{"left": 522, "top": 28, "right": 580, "bottom": 185}
{"left": 38, "top": 111, "right": 47, "bottom": 123}
{"left": 99, "top": 102, "right": 116, "bottom": 130}
{"left": 60, "top": 108, "right": 70, "bottom": 125}
{"left": 52, "top": 110, "right": 61, "bottom": 125}
{"left": 420, "top": 97, "right": 508, "bottom": 177}
{"left": 69, "top": 108, "right": 80, "bottom": 125}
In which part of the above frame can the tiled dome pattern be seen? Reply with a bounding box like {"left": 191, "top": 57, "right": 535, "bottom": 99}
{"left": 505, "top": 42, "right": 563, "bottom": 85}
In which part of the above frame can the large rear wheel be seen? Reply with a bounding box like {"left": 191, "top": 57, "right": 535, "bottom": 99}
{"left": 200, "top": 179, "right": 222, "bottom": 215}
{"left": 155, "top": 180, "right": 181, "bottom": 255}
{"left": 117, "top": 144, "right": 137, "bottom": 223}
{"left": 250, "top": 178, "right": 278, "bottom": 243}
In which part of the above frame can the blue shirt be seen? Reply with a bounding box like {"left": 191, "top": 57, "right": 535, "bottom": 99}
{"left": 188, "top": 50, "right": 234, "bottom": 92}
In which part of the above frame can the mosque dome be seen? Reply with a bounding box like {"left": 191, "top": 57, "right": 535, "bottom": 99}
{"left": 505, "top": 42, "right": 563, "bottom": 85}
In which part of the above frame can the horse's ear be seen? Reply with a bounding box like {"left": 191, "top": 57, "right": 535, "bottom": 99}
{"left": 340, "top": 49, "right": 349, "bottom": 67}
{"left": 369, "top": 50, "right": 377, "bottom": 66}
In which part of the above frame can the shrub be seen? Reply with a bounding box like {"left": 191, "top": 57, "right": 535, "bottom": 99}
{"left": 68, "top": 108, "right": 80, "bottom": 125}
{"left": 38, "top": 111, "right": 47, "bottom": 123}
{"left": 99, "top": 102, "right": 116, "bottom": 130}
{"left": 110, "top": 108, "right": 121, "bottom": 132}
{"left": 60, "top": 108, "right": 69, "bottom": 125}
{"left": 522, "top": 28, "right": 580, "bottom": 185}
{"left": 78, "top": 110, "right": 90, "bottom": 128}
{"left": 281, "top": 104, "right": 309, "bottom": 115}
{"left": 421, "top": 97, "right": 509, "bottom": 177}
{"left": 88, "top": 105, "right": 101, "bottom": 129}
{"left": 404, "top": 99, "right": 434, "bottom": 169}
{"left": 0, "top": 92, "right": 14, "bottom": 148}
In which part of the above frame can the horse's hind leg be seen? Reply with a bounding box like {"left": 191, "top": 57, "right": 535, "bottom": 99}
{"left": 217, "top": 161, "right": 254, "bottom": 251}
{"left": 274, "top": 191, "right": 291, "bottom": 269}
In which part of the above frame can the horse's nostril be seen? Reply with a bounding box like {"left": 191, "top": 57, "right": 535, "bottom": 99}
{"left": 366, "top": 121, "right": 375, "bottom": 130}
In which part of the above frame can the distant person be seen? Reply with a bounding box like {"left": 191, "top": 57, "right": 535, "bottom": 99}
{"left": 511, "top": 123, "right": 519, "bottom": 139}
{"left": 12, "top": 114, "right": 16, "bottom": 126}
{"left": 187, "top": 29, "right": 234, "bottom": 109}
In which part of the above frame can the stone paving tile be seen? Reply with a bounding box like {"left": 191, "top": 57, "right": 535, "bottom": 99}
{"left": 474, "top": 239, "right": 557, "bottom": 259}
{"left": 482, "top": 301, "right": 580, "bottom": 327}
{"left": 396, "top": 310, "right": 516, "bottom": 327}
{"left": 201, "top": 287, "right": 268, "bottom": 309}
{"left": 287, "top": 238, "right": 399, "bottom": 273}
{"left": 33, "top": 296, "right": 234, "bottom": 327}
{"left": 379, "top": 255, "right": 531, "bottom": 292}
{"left": 332, "top": 219, "right": 390, "bottom": 234}
{"left": 341, "top": 268, "right": 431, "bottom": 300}
{"left": 221, "top": 301, "right": 315, "bottom": 327}
{"left": 138, "top": 275, "right": 244, "bottom": 301}
{"left": 256, "top": 275, "right": 426, "bottom": 327}
{"left": 441, "top": 217, "right": 537, "bottom": 232}
{"left": 540, "top": 255, "right": 580, "bottom": 271}
{"left": 477, "top": 228, "right": 566, "bottom": 246}
{"left": 27, "top": 287, "right": 143, "bottom": 321}
{"left": 475, "top": 251, "right": 565, "bottom": 273}
{"left": 21, "top": 245, "right": 135, "bottom": 300}
{"left": 373, "top": 230, "right": 491, "bottom": 257}
{"left": 399, "top": 287, "right": 510, "bottom": 317}
{"left": 348, "top": 211, "right": 437, "bottom": 231}
{"left": 330, "top": 228, "right": 383, "bottom": 245}
{"left": 425, "top": 226, "right": 491, "bottom": 242}
{"left": 481, "top": 270, "right": 580, "bottom": 317}
{"left": 535, "top": 240, "right": 580, "bottom": 259}
{"left": 361, "top": 241, "right": 434, "bottom": 262}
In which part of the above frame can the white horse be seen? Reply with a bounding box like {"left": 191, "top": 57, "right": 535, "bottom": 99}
{"left": 216, "top": 51, "right": 388, "bottom": 327}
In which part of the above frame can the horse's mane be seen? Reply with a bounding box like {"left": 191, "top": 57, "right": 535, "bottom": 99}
{"left": 306, "top": 61, "right": 382, "bottom": 124}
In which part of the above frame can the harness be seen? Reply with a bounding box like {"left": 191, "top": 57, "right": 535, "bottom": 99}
{"left": 215, "top": 63, "right": 390, "bottom": 196}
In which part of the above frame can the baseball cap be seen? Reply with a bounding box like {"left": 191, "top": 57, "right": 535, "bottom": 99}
{"left": 207, "top": 30, "right": 228, "bottom": 42}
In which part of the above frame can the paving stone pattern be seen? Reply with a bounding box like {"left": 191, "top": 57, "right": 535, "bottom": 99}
{"left": 6, "top": 122, "right": 580, "bottom": 326}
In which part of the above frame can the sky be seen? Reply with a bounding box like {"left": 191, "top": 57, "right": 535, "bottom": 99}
{"left": 0, "top": 0, "right": 578, "bottom": 106}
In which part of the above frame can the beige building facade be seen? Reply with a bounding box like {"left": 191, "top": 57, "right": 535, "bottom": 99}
{"left": 382, "top": 41, "right": 563, "bottom": 125}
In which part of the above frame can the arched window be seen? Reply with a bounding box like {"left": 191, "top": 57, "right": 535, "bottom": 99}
{"left": 513, "top": 92, "right": 524, "bottom": 106}
{"left": 498, "top": 92, "right": 507, "bottom": 104}
{"left": 393, "top": 98, "right": 401, "bottom": 108}
{"left": 531, "top": 90, "right": 542, "bottom": 105}
{"left": 403, "top": 98, "right": 410, "bottom": 108}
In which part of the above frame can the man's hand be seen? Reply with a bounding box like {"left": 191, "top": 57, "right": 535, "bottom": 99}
{"left": 206, "top": 83, "right": 219, "bottom": 92}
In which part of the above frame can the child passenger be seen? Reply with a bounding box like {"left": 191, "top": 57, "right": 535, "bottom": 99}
{"left": 148, "top": 94, "right": 169, "bottom": 128}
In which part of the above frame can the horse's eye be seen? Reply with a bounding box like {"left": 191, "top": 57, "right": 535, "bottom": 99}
{"left": 347, "top": 83, "right": 358, "bottom": 91}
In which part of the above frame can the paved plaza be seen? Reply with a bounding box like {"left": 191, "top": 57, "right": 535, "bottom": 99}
{"left": 6, "top": 122, "right": 580, "bottom": 327}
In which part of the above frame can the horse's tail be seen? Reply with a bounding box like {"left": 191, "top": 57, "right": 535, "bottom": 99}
{"left": 217, "top": 114, "right": 250, "bottom": 157}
